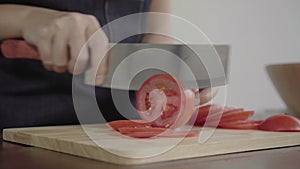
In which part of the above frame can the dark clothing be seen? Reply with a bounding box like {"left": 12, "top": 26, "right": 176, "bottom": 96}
{"left": 0, "top": 0, "right": 152, "bottom": 130}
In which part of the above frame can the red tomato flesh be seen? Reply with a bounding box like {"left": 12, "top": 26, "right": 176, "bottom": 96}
{"left": 219, "top": 110, "right": 254, "bottom": 123}
{"left": 194, "top": 104, "right": 224, "bottom": 125}
{"left": 194, "top": 104, "right": 254, "bottom": 126}
{"left": 218, "top": 120, "right": 263, "bottom": 130}
{"left": 107, "top": 120, "right": 152, "bottom": 131}
{"left": 136, "top": 74, "right": 187, "bottom": 128}
{"left": 118, "top": 127, "right": 167, "bottom": 134}
{"left": 120, "top": 129, "right": 199, "bottom": 138}
{"left": 258, "top": 115, "right": 300, "bottom": 132}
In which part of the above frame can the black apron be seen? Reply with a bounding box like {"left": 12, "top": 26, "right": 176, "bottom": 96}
{"left": 0, "top": 0, "right": 152, "bottom": 130}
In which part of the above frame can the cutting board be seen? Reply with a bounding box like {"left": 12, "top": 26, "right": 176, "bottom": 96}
{"left": 3, "top": 124, "right": 300, "bottom": 165}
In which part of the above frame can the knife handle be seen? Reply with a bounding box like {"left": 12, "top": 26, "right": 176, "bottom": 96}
{"left": 1, "top": 39, "right": 41, "bottom": 60}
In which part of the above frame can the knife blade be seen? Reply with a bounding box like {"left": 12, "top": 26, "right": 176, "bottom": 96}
{"left": 1, "top": 39, "right": 229, "bottom": 90}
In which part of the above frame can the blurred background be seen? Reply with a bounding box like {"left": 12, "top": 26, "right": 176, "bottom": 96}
{"left": 170, "top": 0, "right": 300, "bottom": 114}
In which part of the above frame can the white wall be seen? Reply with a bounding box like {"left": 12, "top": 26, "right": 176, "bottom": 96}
{"left": 170, "top": 0, "right": 300, "bottom": 113}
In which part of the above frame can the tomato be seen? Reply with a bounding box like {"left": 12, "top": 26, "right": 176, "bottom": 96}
{"left": 121, "top": 132, "right": 160, "bottom": 138}
{"left": 118, "top": 127, "right": 167, "bottom": 134}
{"left": 220, "top": 110, "right": 254, "bottom": 123}
{"left": 258, "top": 115, "right": 300, "bottom": 132}
{"left": 194, "top": 104, "right": 255, "bottom": 127}
{"left": 177, "top": 89, "right": 196, "bottom": 128}
{"left": 108, "top": 120, "right": 199, "bottom": 138}
{"left": 136, "top": 74, "right": 187, "bottom": 128}
{"left": 194, "top": 104, "right": 224, "bottom": 125}
{"left": 218, "top": 120, "right": 263, "bottom": 130}
{"left": 120, "top": 130, "right": 199, "bottom": 139}
{"left": 107, "top": 120, "right": 152, "bottom": 131}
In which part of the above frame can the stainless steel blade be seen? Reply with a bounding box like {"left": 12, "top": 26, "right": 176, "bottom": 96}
{"left": 84, "top": 43, "right": 230, "bottom": 90}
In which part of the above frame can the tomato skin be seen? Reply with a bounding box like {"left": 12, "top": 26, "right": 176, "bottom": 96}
{"left": 258, "top": 115, "right": 300, "bottom": 132}
{"left": 118, "top": 127, "right": 167, "bottom": 134}
{"left": 218, "top": 120, "right": 263, "bottom": 130}
{"left": 107, "top": 120, "right": 152, "bottom": 131}
{"left": 174, "top": 89, "right": 195, "bottom": 128}
{"left": 219, "top": 110, "right": 254, "bottom": 123}
{"left": 120, "top": 130, "right": 199, "bottom": 139}
{"left": 193, "top": 104, "right": 255, "bottom": 126}
{"left": 194, "top": 104, "right": 224, "bottom": 125}
{"left": 136, "top": 74, "right": 187, "bottom": 128}
{"left": 121, "top": 132, "right": 160, "bottom": 138}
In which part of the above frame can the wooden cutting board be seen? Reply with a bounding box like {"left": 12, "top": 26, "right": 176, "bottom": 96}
{"left": 3, "top": 124, "right": 300, "bottom": 165}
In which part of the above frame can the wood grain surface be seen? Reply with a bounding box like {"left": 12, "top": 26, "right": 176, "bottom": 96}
{"left": 3, "top": 124, "right": 300, "bottom": 165}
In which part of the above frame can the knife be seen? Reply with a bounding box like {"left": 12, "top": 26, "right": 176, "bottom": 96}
{"left": 0, "top": 39, "right": 229, "bottom": 90}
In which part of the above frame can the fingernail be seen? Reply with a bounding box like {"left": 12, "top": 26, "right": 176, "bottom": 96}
{"left": 96, "top": 75, "right": 104, "bottom": 85}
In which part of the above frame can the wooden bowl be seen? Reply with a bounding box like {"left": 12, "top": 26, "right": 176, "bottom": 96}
{"left": 266, "top": 63, "right": 300, "bottom": 117}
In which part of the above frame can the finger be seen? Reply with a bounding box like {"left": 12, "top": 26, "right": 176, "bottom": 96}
{"left": 86, "top": 15, "right": 101, "bottom": 38}
{"left": 36, "top": 36, "right": 53, "bottom": 71}
{"left": 52, "top": 31, "right": 68, "bottom": 73}
{"left": 68, "top": 31, "right": 89, "bottom": 74}
{"left": 199, "top": 87, "right": 218, "bottom": 105}
{"left": 95, "top": 53, "right": 109, "bottom": 85}
{"left": 86, "top": 24, "right": 109, "bottom": 86}
{"left": 179, "top": 89, "right": 196, "bottom": 127}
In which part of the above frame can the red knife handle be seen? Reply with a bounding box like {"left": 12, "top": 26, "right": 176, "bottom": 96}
{"left": 1, "top": 39, "right": 41, "bottom": 60}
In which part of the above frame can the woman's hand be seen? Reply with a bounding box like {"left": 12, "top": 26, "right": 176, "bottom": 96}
{"left": 21, "top": 7, "right": 107, "bottom": 75}
{"left": 191, "top": 88, "right": 219, "bottom": 107}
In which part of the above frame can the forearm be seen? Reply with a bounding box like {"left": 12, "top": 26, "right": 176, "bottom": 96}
{"left": 142, "top": 0, "right": 173, "bottom": 44}
{"left": 0, "top": 4, "right": 60, "bottom": 40}
{"left": 0, "top": 4, "right": 32, "bottom": 39}
{"left": 142, "top": 34, "right": 174, "bottom": 44}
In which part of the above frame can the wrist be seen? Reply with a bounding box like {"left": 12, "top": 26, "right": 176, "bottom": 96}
{"left": 0, "top": 5, "right": 33, "bottom": 39}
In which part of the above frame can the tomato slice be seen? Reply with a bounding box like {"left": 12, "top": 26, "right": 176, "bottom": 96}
{"left": 218, "top": 120, "right": 263, "bottom": 130}
{"left": 118, "top": 127, "right": 167, "bottom": 134}
{"left": 121, "top": 132, "right": 160, "bottom": 138}
{"left": 136, "top": 74, "right": 187, "bottom": 128}
{"left": 220, "top": 110, "right": 254, "bottom": 123}
{"left": 108, "top": 120, "right": 199, "bottom": 138}
{"left": 202, "top": 108, "right": 245, "bottom": 125}
{"left": 258, "top": 115, "right": 300, "bottom": 132}
{"left": 107, "top": 120, "right": 152, "bottom": 131}
{"left": 120, "top": 130, "right": 199, "bottom": 138}
{"left": 194, "top": 104, "right": 255, "bottom": 127}
{"left": 194, "top": 104, "right": 224, "bottom": 125}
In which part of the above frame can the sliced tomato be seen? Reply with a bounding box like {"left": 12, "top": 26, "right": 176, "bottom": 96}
{"left": 220, "top": 110, "right": 254, "bottom": 123}
{"left": 121, "top": 130, "right": 199, "bottom": 138}
{"left": 118, "top": 127, "right": 167, "bottom": 134}
{"left": 201, "top": 108, "right": 245, "bottom": 125}
{"left": 194, "top": 104, "right": 224, "bottom": 125}
{"left": 218, "top": 120, "right": 263, "bottom": 130}
{"left": 258, "top": 115, "right": 300, "bottom": 132}
{"left": 121, "top": 132, "right": 160, "bottom": 138}
{"left": 136, "top": 74, "right": 187, "bottom": 128}
{"left": 194, "top": 104, "right": 255, "bottom": 127}
{"left": 107, "top": 120, "right": 152, "bottom": 131}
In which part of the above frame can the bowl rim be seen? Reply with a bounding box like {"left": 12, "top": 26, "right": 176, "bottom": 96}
{"left": 266, "top": 63, "right": 300, "bottom": 69}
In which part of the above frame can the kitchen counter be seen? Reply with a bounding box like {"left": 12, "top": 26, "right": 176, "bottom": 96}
{"left": 1, "top": 132, "right": 300, "bottom": 169}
